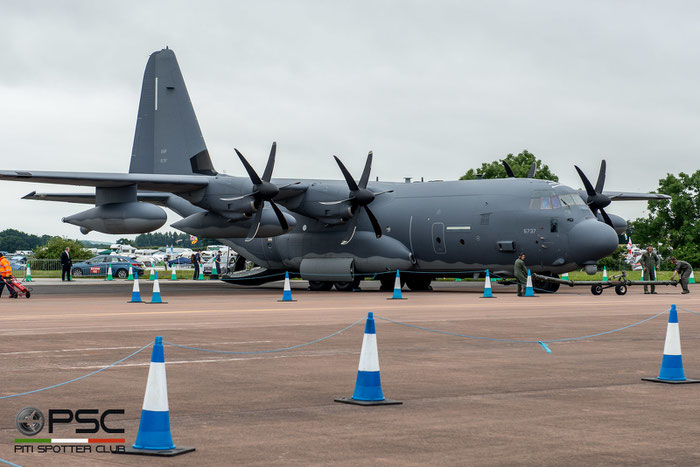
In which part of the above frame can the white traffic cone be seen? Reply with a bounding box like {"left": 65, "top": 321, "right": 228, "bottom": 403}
{"left": 170, "top": 264, "right": 177, "bottom": 281}
{"left": 643, "top": 305, "right": 700, "bottom": 384}
{"left": 149, "top": 272, "right": 166, "bottom": 304}
{"left": 690, "top": 269, "right": 695, "bottom": 284}
{"left": 524, "top": 269, "right": 535, "bottom": 297}
{"left": 25, "top": 265, "right": 33, "bottom": 282}
{"left": 128, "top": 271, "right": 143, "bottom": 303}
{"left": 335, "top": 312, "right": 402, "bottom": 406}
{"left": 128, "top": 266, "right": 134, "bottom": 281}
{"left": 148, "top": 267, "right": 156, "bottom": 281}
{"left": 602, "top": 266, "right": 608, "bottom": 282}
{"left": 124, "top": 337, "right": 194, "bottom": 456}
{"left": 481, "top": 269, "right": 494, "bottom": 298}
{"left": 279, "top": 271, "right": 295, "bottom": 302}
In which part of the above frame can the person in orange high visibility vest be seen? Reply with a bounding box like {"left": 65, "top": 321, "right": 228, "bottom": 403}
{"left": 0, "top": 253, "right": 16, "bottom": 298}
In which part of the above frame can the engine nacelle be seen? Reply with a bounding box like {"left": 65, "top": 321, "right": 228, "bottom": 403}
{"left": 63, "top": 202, "right": 167, "bottom": 234}
{"left": 171, "top": 210, "right": 296, "bottom": 238}
{"left": 596, "top": 212, "right": 627, "bottom": 235}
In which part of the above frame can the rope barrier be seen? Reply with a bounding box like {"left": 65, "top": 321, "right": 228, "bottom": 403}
{"left": 678, "top": 307, "right": 700, "bottom": 316}
{"left": 376, "top": 309, "right": 669, "bottom": 351}
{"left": 0, "top": 342, "right": 152, "bottom": 400}
{"left": 164, "top": 317, "right": 365, "bottom": 354}
{"left": 0, "top": 458, "right": 21, "bottom": 467}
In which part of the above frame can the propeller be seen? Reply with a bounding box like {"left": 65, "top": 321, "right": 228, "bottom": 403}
{"left": 574, "top": 160, "right": 614, "bottom": 227}
{"left": 502, "top": 160, "right": 537, "bottom": 178}
{"left": 322, "top": 151, "right": 393, "bottom": 245}
{"left": 220, "top": 142, "right": 297, "bottom": 242}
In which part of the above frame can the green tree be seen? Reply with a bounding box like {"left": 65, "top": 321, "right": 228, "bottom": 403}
{"left": 460, "top": 150, "right": 559, "bottom": 181}
{"left": 628, "top": 171, "right": 700, "bottom": 267}
{"left": 33, "top": 237, "right": 92, "bottom": 260}
{"left": 0, "top": 229, "right": 51, "bottom": 252}
{"left": 116, "top": 238, "right": 135, "bottom": 246}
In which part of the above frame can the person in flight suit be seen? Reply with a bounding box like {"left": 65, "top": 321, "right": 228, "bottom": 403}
{"left": 639, "top": 245, "right": 659, "bottom": 294}
{"left": 514, "top": 253, "right": 528, "bottom": 296}
{"left": 670, "top": 257, "right": 692, "bottom": 294}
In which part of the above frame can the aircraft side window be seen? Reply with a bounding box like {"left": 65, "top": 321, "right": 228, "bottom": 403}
{"left": 540, "top": 197, "right": 551, "bottom": 209}
{"left": 529, "top": 198, "right": 540, "bottom": 209}
{"left": 551, "top": 196, "right": 561, "bottom": 209}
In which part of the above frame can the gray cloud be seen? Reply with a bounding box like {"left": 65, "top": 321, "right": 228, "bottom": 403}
{"left": 1, "top": 0, "right": 697, "bottom": 240}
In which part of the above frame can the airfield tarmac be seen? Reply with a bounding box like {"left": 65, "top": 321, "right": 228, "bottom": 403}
{"left": 0, "top": 279, "right": 699, "bottom": 466}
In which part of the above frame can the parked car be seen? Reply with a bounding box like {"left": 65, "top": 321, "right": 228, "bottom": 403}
{"left": 71, "top": 255, "right": 145, "bottom": 279}
{"left": 167, "top": 257, "right": 192, "bottom": 268}
{"left": 203, "top": 255, "right": 235, "bottom": 275}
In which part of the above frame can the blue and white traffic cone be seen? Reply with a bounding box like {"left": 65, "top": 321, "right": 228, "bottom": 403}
{"left": 124, "top": 337, "right": 195, "bottom": 456}
{"left": 524, "top": 269, "right": 536, "bottom": 297}
{"left": 278, "top": 271, "right": 295, "bottom": 302}
{"left": 128, "top": 271, "right": 143, "bottom": 303}
{"left": 481, "top": 269, "right": 495, "bottom": 298}
{"left": 602, "top": 266, "right": 608, "bottom": 282}
{"left": 643, "top": 305, "right": 700, "bottom": 384}
{"left": 149, "top": 272, "right": 167, "bottom": 304}
{"left": 388, "top": 270, "right": 405, "bottom": 300}
{"left": 335, "top": 312, "right": 402, "bottom": 406}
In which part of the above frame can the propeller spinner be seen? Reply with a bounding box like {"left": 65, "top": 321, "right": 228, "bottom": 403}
{"left": 574, "top": 160, "right": 614, "bottom": 228}
{"left": 322, "top": 151, "right": 393, "bottom": 245}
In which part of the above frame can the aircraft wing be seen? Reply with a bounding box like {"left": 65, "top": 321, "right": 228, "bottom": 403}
{"left": 22, "top": 191, "right": 173, "bottom": 205}
{"left": 0, "top": 170, "right": 209, "bottom": 192}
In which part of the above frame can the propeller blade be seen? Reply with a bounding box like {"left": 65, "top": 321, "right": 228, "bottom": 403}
{"left": 595, "top": 159, "right": 606, "bottom": 194}
{"left": 333, "top": 156, "right": 359, "bottom": 191}
{"left": 358, "top": 151, "right": 373, "bottom": 189}
{"left": 319, "top": 198, "right": 353, "bottom": 206}
{"left": 268, "top": 200, "right": 289, "bottom": 231}
{"left": 220, "top": 193, "right": 254, "bottom": 201}
{"left": 245, "top": 208, "right": 264, "bottom": 242}
{"left": 340, "top": 217, "right": 358, "bottom": 246}
{"left": 262, "top": 142, "right": 276, "bottom": 182}
{"left": 527, "top": 162, "right": 537, "bottom": 178}
{"left": 599, "top": 207, "right": 614, "bottom": 228}
{"left": 235, "top": 149, "right": 263, "bottom": 185}
{"left": 502, "top": 161, "right": 515, "bottom": 178}
{"left": 363, "top": 206, "right": 383, "bottom": 239}
{"left": 574, "top": 165, "right": 597, "bottom": 198}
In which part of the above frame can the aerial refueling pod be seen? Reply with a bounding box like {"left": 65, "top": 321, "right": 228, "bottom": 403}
{"left": 171, "top": 210, "right": 296, "bottom": 238}
{"left": 62, "top": 185, "right": 167, "bottom": 235}
{"left": 63, "top": 202, "right": 167, "bottom": 234}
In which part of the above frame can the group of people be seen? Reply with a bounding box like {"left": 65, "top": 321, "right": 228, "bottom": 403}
{"left": 189, "top": 250, "right": 223, "bottom": 280}
{"left": 513, "top": 246, "right": 693, "bottom": 296}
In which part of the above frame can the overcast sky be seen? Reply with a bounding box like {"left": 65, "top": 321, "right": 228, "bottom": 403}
{"left": 1, "top": 1, "right": 698, "bottom": 242}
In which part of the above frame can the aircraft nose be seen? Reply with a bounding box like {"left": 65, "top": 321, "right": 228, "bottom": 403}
{"left": 568, "top": 219, "right": 619, "bottom": 265}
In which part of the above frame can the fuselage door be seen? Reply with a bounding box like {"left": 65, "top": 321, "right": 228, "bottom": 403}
{"left": 432, "top": 222, "right": 446, "bottom": 254}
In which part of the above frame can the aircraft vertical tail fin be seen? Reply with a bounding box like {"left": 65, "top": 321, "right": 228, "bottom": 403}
{"left": 129, "top": 48, "right": 216, "bottom": 176}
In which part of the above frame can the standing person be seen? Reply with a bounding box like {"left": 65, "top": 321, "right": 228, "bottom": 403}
{"left": 670, "top": 257, "right": 692, "bottom": 294}
{"left": 191, "top": 253, "right": 199, "bottom": 280}
{"left": 514, "top": 253, "right": 528, "bottom": 297}
{"left": 639, "top": 245, "right": 659, "bottom": 294}
{"left": 0, "top": 252, "right": 16, "bottom": 298}
{"left": 214, "top": 251, "right": 222, "bottom": 276}
{"left": 60, "top": 247, "right": 72, "bottom": 282}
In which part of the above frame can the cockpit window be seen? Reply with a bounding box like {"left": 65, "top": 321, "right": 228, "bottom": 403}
{"left": 558, "top": 193, "right": 586, "bottom": 207}
{"left": 530, "top": 190, "right": 586, "bottom": 210}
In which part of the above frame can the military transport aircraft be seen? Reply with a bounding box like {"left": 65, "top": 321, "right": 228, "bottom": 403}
{"left": 0, "top": 48, "right": 670, "bottom": 292}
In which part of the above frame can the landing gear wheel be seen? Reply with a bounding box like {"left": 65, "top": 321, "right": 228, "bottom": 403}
{"left": 615, "top": 284, "right": 627, "bottom": 295}
{"left": 591, "top": 285, "right": 603, "bottom": 295}
{"left": 308, "top": 280, "right": 333, "bottom": 291}
{"left": 334, "top": 278, "right": 361, "bottom": 291}
{"left": 405, "top": 276, "right": 433, "bottom": 291}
